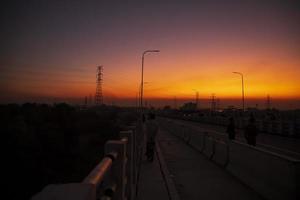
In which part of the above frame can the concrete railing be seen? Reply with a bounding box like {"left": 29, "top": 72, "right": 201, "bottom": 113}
{"left": 163, "top": 114, "right": 300, "bottom": 137}
{"left": 160, "top": 118, "right": 300, "bottom": 200}
{"left": 227, "top": 141, "right": 299, "bottom": 200}
{"left": 32, "top": 122, "right": 144, "bottom": 200}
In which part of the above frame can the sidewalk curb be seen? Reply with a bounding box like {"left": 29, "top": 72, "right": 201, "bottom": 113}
{"left": 156, "top": 139, "right": 181, "bottom": 200}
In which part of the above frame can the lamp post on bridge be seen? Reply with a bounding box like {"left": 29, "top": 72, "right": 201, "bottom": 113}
{"left": 140, "top": 50, "right": 160, "bottom": 112}
{"left": 193, "top": 89, "right": 199, "bottom": 110}
{"left": 233, "top": 71, "right": 245, "bottom": 112}
{"left": 143, "top": 82, "right": 150, "bottom": 108}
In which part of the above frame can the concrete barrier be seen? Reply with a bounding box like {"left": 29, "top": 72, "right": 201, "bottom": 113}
{"left": 120, "top": 130, "right": 134, "bottom": 200}
{"left": 271, "top": 121, "right": 281, "bottom": 135}
{"left": 236, "top": 119, "right": 243, "bottom": 129}
{"left": 281, "top": 121, "right": 293, "bottom": 136}
{"left": 256, "top": 120, "right": 263, "bottom": 132}
{"left": 262, "top": 121, "right": 271, "bottom": 133}
{"left": 295, "top": 121, "right": 300, "bottom": 137}
{"left": 227, "top": 141, "right": 300, "bottom": 200}
{"left": 202, "top": 135, "right": 215, "bottom": 159}
{"left": 212, "top": 139, "right": 229, "bottom": 167}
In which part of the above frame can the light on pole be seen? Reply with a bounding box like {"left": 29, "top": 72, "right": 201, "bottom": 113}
{"left": 192, "top": 89, "right": 199, "bottom": 110}
{"left": 143, "top": 82, "right": 150, "bottom": 108}
{"left": 140, "top": 50, "right": 160, "bottom": 111}
{"left": 233, "top": 71, "right": 245, "bottom": 111}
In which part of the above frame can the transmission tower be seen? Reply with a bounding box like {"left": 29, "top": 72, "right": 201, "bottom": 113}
{"left": 89, "top": 94, "right": 93, "bottom": 105}
{"left": 266, "top": 94, "right": 271, "bottom": 110}
{"left": 84, "top": 96, "right": 88, "bottom": 106}
{"left": 95, "top": 66, "right": 103, "bottom": 105}
{"left": 216, "top": 98, "right": 220, "bottom": 111}
{"left": 195, "top": 91, "right": 199, "bottom": 110}
{"left": 211, "top": 93, "right": 217, "bottom": 112}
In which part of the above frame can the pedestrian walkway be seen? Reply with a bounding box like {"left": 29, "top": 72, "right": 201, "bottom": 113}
{"left": 157, "top": 128, "right": 264, "bottom": 200}
{"left": 136, "top": 142, "right": 169, "bottom": 200}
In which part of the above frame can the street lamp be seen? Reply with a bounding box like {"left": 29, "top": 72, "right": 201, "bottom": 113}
{"left": 192, "top": 89, "right": 199, "bottom": 110}
{"left": 233, "top": 71, "right": 245, "bottom": 111}
{"left": 140, "top": 50, "right": 160, "bottom": 110}
{"left": 143, "top": 82, "right": 150, "bottom": 108}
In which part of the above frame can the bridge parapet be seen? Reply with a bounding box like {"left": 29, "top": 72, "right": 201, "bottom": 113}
{"left": 164, "top": 114, "right": 300, "bottom": 137}
{"left": 32, "top": 123, "right": 143, "bottom": 200}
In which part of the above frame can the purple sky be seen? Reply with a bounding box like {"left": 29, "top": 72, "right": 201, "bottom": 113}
{"left": 1, "top": 0, "right": 300, "bottom": 109}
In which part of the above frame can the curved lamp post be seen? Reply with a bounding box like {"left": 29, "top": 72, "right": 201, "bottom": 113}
{"left": 233, "top": 71, "right": 245, "bottom": 111}
{"left": 192, "top": 89, "right": 199, "bottom": 110}
{"left": 140, "top": 50, "right": 160, "bottom": 110}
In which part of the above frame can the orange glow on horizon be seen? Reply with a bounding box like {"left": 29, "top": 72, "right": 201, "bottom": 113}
{"left": 3, "top": 54, "right": 299, "bottom": 101}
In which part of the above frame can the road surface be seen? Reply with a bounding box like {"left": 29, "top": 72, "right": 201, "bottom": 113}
{"left": 157, "top": 128, "right": 264, "bottom": 200}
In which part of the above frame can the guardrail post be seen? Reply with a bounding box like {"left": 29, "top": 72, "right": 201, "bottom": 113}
{"left": 294, "top": 121, "right": 300, "bottom": 137}
{"left": 105, "top": 140, "right": 127, "bottom": 200}
{"left": 120, "top": 130, "right": 135, "bottom": 200}
{"left": 135, "top": 120, "right": 145, "bottom": 198}
{"left": 135, "top": 121, "right": 143, "bottom": 163}
{"left": 135, "top": 121, "right": 144, "bottom": 153}
{"left": 124, "top": 126, "right": 138, "bottom": 185}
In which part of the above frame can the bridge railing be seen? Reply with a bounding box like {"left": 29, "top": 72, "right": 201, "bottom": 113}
{"left": 32, "top": 122, "right": 144, "bottom": 200}
{"left": 163, "top": 114, "right": 300, "bottom": 137}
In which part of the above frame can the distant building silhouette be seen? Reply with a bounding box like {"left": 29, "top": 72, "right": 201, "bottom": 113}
{"left": 180, "top": 102, "right": 197, "bottom": 111}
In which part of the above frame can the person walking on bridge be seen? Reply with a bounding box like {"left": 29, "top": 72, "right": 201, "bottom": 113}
{"left": 226, "top": 117, "right": 236, "bottom": 140}
{"left": 244, "top": 115, "right": 258, "bottom": 146}
{"left": 145, "top": 113, "right": 158, "bottom": 162}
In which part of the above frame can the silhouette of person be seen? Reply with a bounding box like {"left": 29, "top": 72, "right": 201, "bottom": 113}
{"left": 244, "top": 114, "right": 258, "bottom": 146}
{"left": 226, "top": 117, "right": 236, "bottom": 140}
{"left": 145, "top": 113, "right": 158, "bottom": 162}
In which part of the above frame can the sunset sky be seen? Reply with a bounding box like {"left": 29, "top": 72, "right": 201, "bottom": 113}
{"left": 1, "top": 0, "right": 300, "bottom": 108}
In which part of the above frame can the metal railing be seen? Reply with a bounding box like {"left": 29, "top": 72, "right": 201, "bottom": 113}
{"left": 32, "top": 121, "right": 144, "bottom": 200}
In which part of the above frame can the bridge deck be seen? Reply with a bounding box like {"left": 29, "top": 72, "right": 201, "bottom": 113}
{"left": 157, "top": 128, "right": 264, "bottom": 200}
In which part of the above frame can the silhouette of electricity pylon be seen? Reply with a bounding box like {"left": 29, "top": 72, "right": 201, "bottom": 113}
{"left": 193, "top": 89, "right": 199, "bottom": 110}
{"left": 95, "top": 66, "right": 103, "bottom": 105}
{"left": 174, "top": 96, "right": 177, "bottom": 109}
{"left": 216, "top": 98, "right": 220, "bottom": 111}
{"left": 211, "top": 93, "right": 217, "bottom": 112}
{"left": 266, "top": 94, "right": 271, "bottom": 110}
